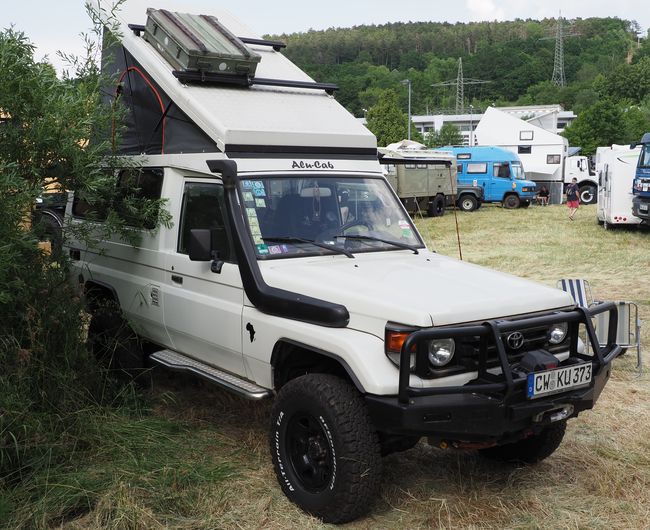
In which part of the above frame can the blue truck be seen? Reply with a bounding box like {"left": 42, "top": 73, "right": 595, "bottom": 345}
{"left": 632, "top": 132, "right": 650, "bottom": 223}
{"left": 441, "top": 146, "right": 538, "bottom": 208}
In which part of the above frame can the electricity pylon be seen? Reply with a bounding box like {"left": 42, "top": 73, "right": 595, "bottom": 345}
{"left": 431, "top": 58, "right": 490, "bottom": 114}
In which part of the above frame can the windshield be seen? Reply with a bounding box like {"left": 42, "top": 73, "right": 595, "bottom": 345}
{"left": 239, "top": 176, "right": 423, "bottom": 258}
{"left": 640, "top": 145, "right": 650, "bottom": 169}
{"left": 511, "top": 162, "right": 526, "bottom": 180}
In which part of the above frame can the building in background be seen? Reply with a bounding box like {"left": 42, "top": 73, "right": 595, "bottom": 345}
{"left": 411, "top": 104, "right": 576, "bottom": 146}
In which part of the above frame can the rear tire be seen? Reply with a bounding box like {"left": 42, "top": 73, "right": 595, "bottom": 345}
{"left": 502, "top": 194, "right": 520, "bottom": 209}
{"left": 427, "top": 195, "right": 445, "bottom": 217}
{"left": 479, "top": 420, "right": 566, "bottom": 464}
{"left": 458, "top": 195, "right": 478, "bottom": 212}
{"left": 87, "top": 299, "right": 148, "bottom": 379}
{"left": 269, "top": 374, "right": 381, "bottom": 524}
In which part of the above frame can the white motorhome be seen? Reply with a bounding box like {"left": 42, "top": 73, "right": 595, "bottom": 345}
{"left": 65, "top": 7, "right": 622, "bottom": 524}
{"left": 596, "top": 145, "right": 642, "bottom": 228}
{"left": 474, "top": 107, "right": 597, "bottom": 204}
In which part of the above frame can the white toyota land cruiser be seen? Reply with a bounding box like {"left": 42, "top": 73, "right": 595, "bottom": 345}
{"left": 67, "top": 7, "right": 622, "bottom": 524}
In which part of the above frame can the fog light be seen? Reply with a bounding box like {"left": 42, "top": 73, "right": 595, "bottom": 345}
{"left": 428, "top": 339, "right": 455, "bottom": 367}
{"left": 548, "top": 322, "right": 568, "bottom": 344}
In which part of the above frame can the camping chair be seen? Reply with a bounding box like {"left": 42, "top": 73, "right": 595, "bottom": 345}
{"left": 557, "top": 279, "right": 642, "bottom": 373}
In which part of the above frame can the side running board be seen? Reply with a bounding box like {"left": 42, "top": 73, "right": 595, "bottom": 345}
{"left": 149, "top": 349, "right": 272, "bottom": 400}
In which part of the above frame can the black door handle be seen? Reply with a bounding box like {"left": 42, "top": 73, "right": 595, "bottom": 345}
{"left": 171, "top": 274, "right": 183, "bottom": 285}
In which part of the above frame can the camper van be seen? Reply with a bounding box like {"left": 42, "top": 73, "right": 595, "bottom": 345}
{"left": 632, "top": 132, "right": 650, "bottom": 222}
{"left": 65, "top": 6, "right": 622, "bottom": 524}
{"left": 441, "top": 146, "right": 537, "bottom": 208}
{"left": 596, "top": 145, "right": 642, "bottom": 229}
{"left": 378, "top": 146, "right": 484, "bottom": 213}
{"left": 474, "top": 107, "right": 598, "bottom": 204}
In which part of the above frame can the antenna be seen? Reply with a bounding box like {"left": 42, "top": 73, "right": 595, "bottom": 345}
{"left": 431, "top": 58, "right": 491, "bottom": 113}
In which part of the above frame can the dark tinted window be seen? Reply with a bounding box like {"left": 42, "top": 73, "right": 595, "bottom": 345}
{"left": 518, "top": 145, "right": 532, "bottom": 154}
{"left": 547, "top": 154, "right": 561, "bottom": 164}
{"left": 178, "top": 182, "right": 232, "bottom": 261}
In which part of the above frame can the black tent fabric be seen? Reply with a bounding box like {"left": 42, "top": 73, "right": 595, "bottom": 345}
{"left": 102, "top": 37, "right": 218, "bottom": 155}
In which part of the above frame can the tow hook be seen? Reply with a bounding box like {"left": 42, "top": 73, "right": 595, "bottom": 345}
{"left": 533, "top": 404, "right": 574, "bottom": 424}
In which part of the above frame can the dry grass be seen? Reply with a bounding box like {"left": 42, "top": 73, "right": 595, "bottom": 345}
{"left": 59, "top": 203, "right": 649, "bottom": 530}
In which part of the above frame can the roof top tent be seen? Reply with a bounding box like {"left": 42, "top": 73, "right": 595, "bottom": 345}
{"left": 473, "top": 107, "right": 598, "bottom": 204}
{"left": 596, "top": 144, "right": 643, "bottom": 228}
{"left": 98, "top": 5, "right": 377, "bottom": 160}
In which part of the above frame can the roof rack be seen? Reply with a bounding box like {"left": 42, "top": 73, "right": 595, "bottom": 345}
{"left": 128, "top": 14, "right": 336, "bottom": 94}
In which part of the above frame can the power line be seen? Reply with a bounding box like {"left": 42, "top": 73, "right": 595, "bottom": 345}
{"left": 430, "top": 58, "right": 491, "bottom": 113}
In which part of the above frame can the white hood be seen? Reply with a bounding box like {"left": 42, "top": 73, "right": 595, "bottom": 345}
{"left": 259, "top": 251, "right": 575, "bottom": 335}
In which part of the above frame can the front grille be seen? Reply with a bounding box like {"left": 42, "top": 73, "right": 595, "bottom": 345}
{"left": 424, "top": 324, "right": 567, "bottom": 379}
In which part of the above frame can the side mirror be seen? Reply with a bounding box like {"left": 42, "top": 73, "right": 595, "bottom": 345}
{"left": 189, "top": 229, "right": 212, "bottom": 261}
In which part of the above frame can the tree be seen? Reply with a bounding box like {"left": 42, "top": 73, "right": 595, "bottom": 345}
{"left": 0, "top": 5, "right": 167, "bottom": 499}
{"left": 365, "top": 90, "right": 422, "bottom": 146}
{"left": 428, "top": 122, "right": 464, "bottom": 147}
{"left": 562, "top": 99, "right": 625, "bottom": 154}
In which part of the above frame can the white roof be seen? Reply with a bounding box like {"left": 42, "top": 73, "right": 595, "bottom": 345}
{"left": 106, "top": 8, "right": 376, "bottom": 152}
{"left": 474, "top": 107, "right": 568, "bottom": 147}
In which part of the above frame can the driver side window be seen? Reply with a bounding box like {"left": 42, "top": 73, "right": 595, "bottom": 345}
{"left": 178, "top": 182, "right": 233, "bottom": 261}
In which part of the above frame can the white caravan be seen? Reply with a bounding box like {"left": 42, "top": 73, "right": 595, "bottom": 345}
{"left": 474, "top": 107, "right": 597, "bottom": 204}
{"left": 596, "top": 145, "right": 642, "bottom": 228}
{"left": 65, "top": 6, "right": 622, "bottom": 524}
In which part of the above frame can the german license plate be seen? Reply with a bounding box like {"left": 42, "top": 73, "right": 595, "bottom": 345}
{"left": 526, "top": 364, "right": 592, "bottom": 399}
{"left": 640, "top": 203, "right": 649, "bottom": 212}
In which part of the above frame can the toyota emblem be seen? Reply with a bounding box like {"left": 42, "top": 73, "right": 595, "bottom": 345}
{"left": 506, "top": 331, "right": 525, "bottom": 350}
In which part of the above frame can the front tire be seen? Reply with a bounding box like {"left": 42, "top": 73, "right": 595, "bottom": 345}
{"left": 579, "top": 184, "right": 597, "bottom": 204}
{"left": 269, "top": 374, "right": 381, "bottom": 524}
{"left": 479, "top": 420, "right": 566, "bottom": 464}
{"left": 503, "top": 194, "right": 520, "bottom": 209}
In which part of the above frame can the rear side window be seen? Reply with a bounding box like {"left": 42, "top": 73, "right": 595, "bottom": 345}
{"left": 547, "top": 154, "right": 561, "bottom": 164}
{"left": 178, "top": 182, "right": 233, "bottom": 261}
{"left": 466, "top": 163, "right": 487, "bottom": 174}
{"left": 114, "top": 168, "right": 164, "bottom": 229}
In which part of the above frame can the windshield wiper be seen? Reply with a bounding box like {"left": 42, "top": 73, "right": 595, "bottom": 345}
{"left": 333, "top": 234, "right": 419, "bottom": 254}
{"left": 262, "top": 236, "right": 355, "bottom": 259}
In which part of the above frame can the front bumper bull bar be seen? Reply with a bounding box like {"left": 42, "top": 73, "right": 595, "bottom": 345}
{"left": 365, "top": 303, "right": 622, "bottom": 440}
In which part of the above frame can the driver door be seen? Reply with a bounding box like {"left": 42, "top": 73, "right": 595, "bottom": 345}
{"left": 162, "top": 179, "right": 245, "bottom": 376}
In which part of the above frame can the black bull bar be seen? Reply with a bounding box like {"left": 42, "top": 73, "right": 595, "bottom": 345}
{"left": 398, "top": 302, "right": 622, "bottom": 405}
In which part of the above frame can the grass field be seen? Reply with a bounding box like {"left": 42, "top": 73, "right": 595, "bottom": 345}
{"left": 10, "top": 203, "right": 650, "bottom": 530}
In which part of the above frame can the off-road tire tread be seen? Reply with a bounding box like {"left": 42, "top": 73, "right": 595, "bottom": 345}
{"left": 479, "top": 420, "right": 566, "bottom": 464}
{"left": 269, "top": 374, "right": 381, "bottom": 524}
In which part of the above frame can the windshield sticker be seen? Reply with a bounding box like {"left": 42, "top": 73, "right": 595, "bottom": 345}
{"left": 256, "top": 243, "right": 269, "bottom": 255}
{"left": 243, "top": 191, "right": 254, "bottom": 203}
{"left": 255, "top": 198, "right": 266, "bottom": 208}
{"left": 251, "top": 181, "right": 266, "bottom": 197}
{"left": 242, "top": 180, "right": 253, "bottom": 189}
{"left": 398, "top": 219, "right": 410, "bottom": 230}
{"left": 246, "top": 207, "right": 257, "bottom": 218}
{"left": 268, "top": 245, "right": 288, "bottom": 255}
{"left": 402, "top": 229, "right": 413, "bottom": 238}
{"left": 250, "top": 224, "right": 261, "bottom": 236}
{"left": 386, "top": 218, "right": 392, "bottom": 227}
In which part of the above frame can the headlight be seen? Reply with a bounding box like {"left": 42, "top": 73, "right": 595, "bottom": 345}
{"left": 428, "top": 339, "right": 455, "bottom": 367}
{"left": 548, "top": 322, "right": 568, "bottom": 344}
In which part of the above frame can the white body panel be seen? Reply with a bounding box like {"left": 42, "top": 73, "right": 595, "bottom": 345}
{"left": 596, "top": 145, "right": 642, "bottom": 226}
